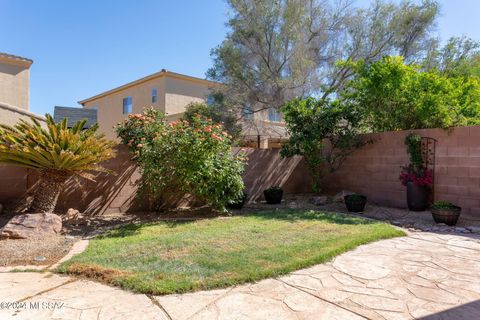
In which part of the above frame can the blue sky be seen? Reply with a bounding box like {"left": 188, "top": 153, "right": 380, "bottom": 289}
{"left": 1, "top": 0, "right": 479, "bottom": 116}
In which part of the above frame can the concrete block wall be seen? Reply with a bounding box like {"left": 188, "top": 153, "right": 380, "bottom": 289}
{"left": 323, "top": 126, "right": 480, "bottom": 220}
{"left": 0, "top": 126, "right": 479, "bottom": 219}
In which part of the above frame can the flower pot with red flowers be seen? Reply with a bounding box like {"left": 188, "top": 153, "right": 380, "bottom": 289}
{"left": 399, "top": 133, "right": 433, "bottom": 211}
{"left": 400, "top": 165, "right": 432, "bottom": 211}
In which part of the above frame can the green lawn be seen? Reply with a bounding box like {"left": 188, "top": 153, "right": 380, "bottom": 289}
{"left": 58, "top": 210, "right": 404, "bottom": 295}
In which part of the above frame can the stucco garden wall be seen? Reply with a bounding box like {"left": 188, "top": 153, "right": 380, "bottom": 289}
{"left": 0, "top": 126, "right": 479, "bottom": 220}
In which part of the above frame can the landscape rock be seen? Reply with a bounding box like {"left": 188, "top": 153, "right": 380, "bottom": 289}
{"left": 0, "top": 213, "right": 62, "bottom": 239}
{"left": 63, "top": 208, "right": 85, "bottom": 225}
{"left": 467, "top": 226, "right": 480, "bottom": 233}
{"left": 311, "top": 196, "right": 328, "bottom": 206}
{"left": 333, "top": 190, "right": 355, "bottom": 203}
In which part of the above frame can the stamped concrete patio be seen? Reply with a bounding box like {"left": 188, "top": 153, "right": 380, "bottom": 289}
{"left": 1, "top": 231, "right": 479, "bottom": 320}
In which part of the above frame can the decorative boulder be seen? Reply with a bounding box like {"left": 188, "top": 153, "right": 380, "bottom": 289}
{"left": 0, "top": 213, "right": 62, "bottom": 239}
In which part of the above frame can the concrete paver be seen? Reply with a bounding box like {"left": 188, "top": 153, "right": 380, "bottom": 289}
{"left": 1, "top": 232, "right": 479, "bottom": 319}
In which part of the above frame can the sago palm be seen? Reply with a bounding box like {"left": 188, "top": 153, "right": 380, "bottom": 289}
{"left": 0, "top": 114, "right": 115, "bottom": 213}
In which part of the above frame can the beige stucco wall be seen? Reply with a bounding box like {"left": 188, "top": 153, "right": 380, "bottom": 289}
{"left": 0, "top": 58, "right": 31, "bottom": 110}
{"left": 82, "top": 74, "right": 215, "bottom": 139}
{"left": 83, "top": 77, "right": 166, "bottom": 139}
{"left": 164, "top": 76, "right": 212, "bottom": 115}
{"left": 0, "top": 102, "right": 46, "bottom": 126}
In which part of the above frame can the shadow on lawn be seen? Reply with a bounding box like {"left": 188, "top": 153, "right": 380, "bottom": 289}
{"left": 98, "top": 209, "right": 378, "bottom": 239}
{"left": 244, "top": 210, "right": 378, "bottom": 225}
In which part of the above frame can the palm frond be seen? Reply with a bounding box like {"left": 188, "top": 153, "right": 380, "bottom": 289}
{"left": 0, "top": 113, "right": 116, "bottom": 177}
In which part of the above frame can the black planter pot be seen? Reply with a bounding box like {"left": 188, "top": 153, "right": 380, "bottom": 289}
{"left": 431, "top": 206, "right": 461, "bottom": 226}
{"left": 227, "top": 192, "right": 248, "bottom": 210}
{"left": 407, "top": 182, "right": 428, "bottom": 211}
{"left": 264, "top": 189, "right": 283, "bottom": 204}
{"left": 344, "top": 195, "right": 367, "bottom": 212}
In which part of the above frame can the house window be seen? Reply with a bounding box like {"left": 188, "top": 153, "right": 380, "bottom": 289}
{"left": 206, "top": 94, "right": 215, "bottom": 106}
{"left": 123, "top": 97, "right": 132, "bottom": 114}
{"left": 268, "top": 107, "right": 282, "bottom": 122}
{"left": 243, "top": 103, "right": 253, "bottom": 119}
{"left": 152, "top": 88, "right": 158, "bottom": 103}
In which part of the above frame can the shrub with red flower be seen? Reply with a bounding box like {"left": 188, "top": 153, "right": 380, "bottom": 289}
{"left": 399, "top": 165, "right": 432, "bottom": 187}
{"left": 115, "top": 109, "right": 245, "bottom": 210}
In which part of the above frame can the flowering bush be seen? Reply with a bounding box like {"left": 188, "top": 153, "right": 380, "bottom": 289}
{"left": 115, "top": 108, "right": 167, "bottom": 155}
{"left": 399, "top": 165, "right": 433, "bottom": 187}
{"left": 116, "top": 109, "right": 245, "bottom": 211}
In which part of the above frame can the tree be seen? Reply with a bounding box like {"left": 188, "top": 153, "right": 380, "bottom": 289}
{"left": 0, "top": 115, "right": 115, "bottom": 213}
{"left": 208, "top": 0, "right": 439, "bottom": 118}
{"left": 280, "top": 97, "right": 365, "bottom": 192}
{"left": 343, "top": 56, "right": 480, "bottom": 132}
{"left": 423, "top": 36, "right": 480, "bottom": 78}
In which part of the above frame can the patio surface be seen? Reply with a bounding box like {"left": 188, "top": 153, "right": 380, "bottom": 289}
{"left": 1, "top": 231, "right": 479, "bottom": 319}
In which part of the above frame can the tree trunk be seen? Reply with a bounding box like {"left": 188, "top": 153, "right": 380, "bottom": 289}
{"left": 29, "top": 170, "right": 70, "bottom": 213}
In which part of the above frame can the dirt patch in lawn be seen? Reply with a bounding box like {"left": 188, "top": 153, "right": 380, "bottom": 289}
{"left": 0, "top": 235, "right": 75, "bottom": 267}
{"left": 67, "top": 263, "right": 132, "bottom": 283}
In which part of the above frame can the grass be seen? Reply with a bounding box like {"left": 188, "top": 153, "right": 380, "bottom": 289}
{"left": 58, "top": 210, "right": 404, "bottom": 295}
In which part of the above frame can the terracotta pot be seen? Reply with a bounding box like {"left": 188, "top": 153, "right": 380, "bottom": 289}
{"left": 431, "top": 206, "right": 461, "bottom": 226}
{"left": 407, "top": 182, "right": 428, "bottom": 211}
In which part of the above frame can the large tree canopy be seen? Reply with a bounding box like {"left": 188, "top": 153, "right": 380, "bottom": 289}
{"left": 342, "top": 56, "right": 480, "bottom": 132}
{"left": 207, "top": 0, "right": 440, "bottom": 116}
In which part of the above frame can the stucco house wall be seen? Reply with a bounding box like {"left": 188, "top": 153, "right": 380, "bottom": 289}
{"left": 0, "top": 53, "right": 32, "bottom": 110}
{"left": 80, "top": 70, "right": 218, "bottom": 139}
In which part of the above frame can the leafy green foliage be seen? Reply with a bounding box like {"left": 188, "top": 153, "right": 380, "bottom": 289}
{"left": 0, "top": 114, "right": 115, "bottom": 178}
{"left": 116, "top": 109, "right": 245, "bottom": 211}
{"left": 280, "top": 98, "right": 365, "bottom": 192}
{"left": 181, "top": 99, "right": 241, "bottom": 139}
{"left": 404, "top": 133, "right": 423, "bottom": 169}
{"left": 208, "top": 0, "right": 440, "bottom": 114}
{"left": 431, "top": 201, "right": 458, "bottom": 210}
{"left": 59, "top": 209, "right": 404, "bottom": 294}
{"left": 343, "top": 56, "right": 480, "bottom": 132}
{"left": 431, "top": 201, "right": 458, "bottom": 209}
{"left": 423, "top": 36, "right": 480, "bottom": 79}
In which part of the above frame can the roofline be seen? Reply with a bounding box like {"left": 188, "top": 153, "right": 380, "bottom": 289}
{"left": 0, "top": 52, "right": 33, "bottom": 68}
{"left": 78, "top": 70, "right": 222, "bottom": 105}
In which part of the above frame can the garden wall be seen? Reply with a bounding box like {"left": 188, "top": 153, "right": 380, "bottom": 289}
{"left": 322, "top": 126, "right": 480, "bottom": 220}
{"left": 0, "top": 125, "right": 479, "bottom": 220}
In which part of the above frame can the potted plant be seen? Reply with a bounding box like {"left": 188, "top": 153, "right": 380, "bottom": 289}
{"left": 431, "top": 201, "right": 462, "bottom": 226}
{"left": 264, "top": 186, "right": 283, "bottom": 204}
{"left": 399, "top": 133, "right": 433, "bottom": 211}
{"left": 399, "top": 165, "right": 433, "bottom": 211}
{"left": 344, "top": 194, "right": 367, "bottom": 212}
{"left": 227, "top": 192, "right": 248, "bottom": 210}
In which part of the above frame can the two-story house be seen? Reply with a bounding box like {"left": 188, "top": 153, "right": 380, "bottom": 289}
{"left": 79, "top": 69, "right": 287, "bottom": 147}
